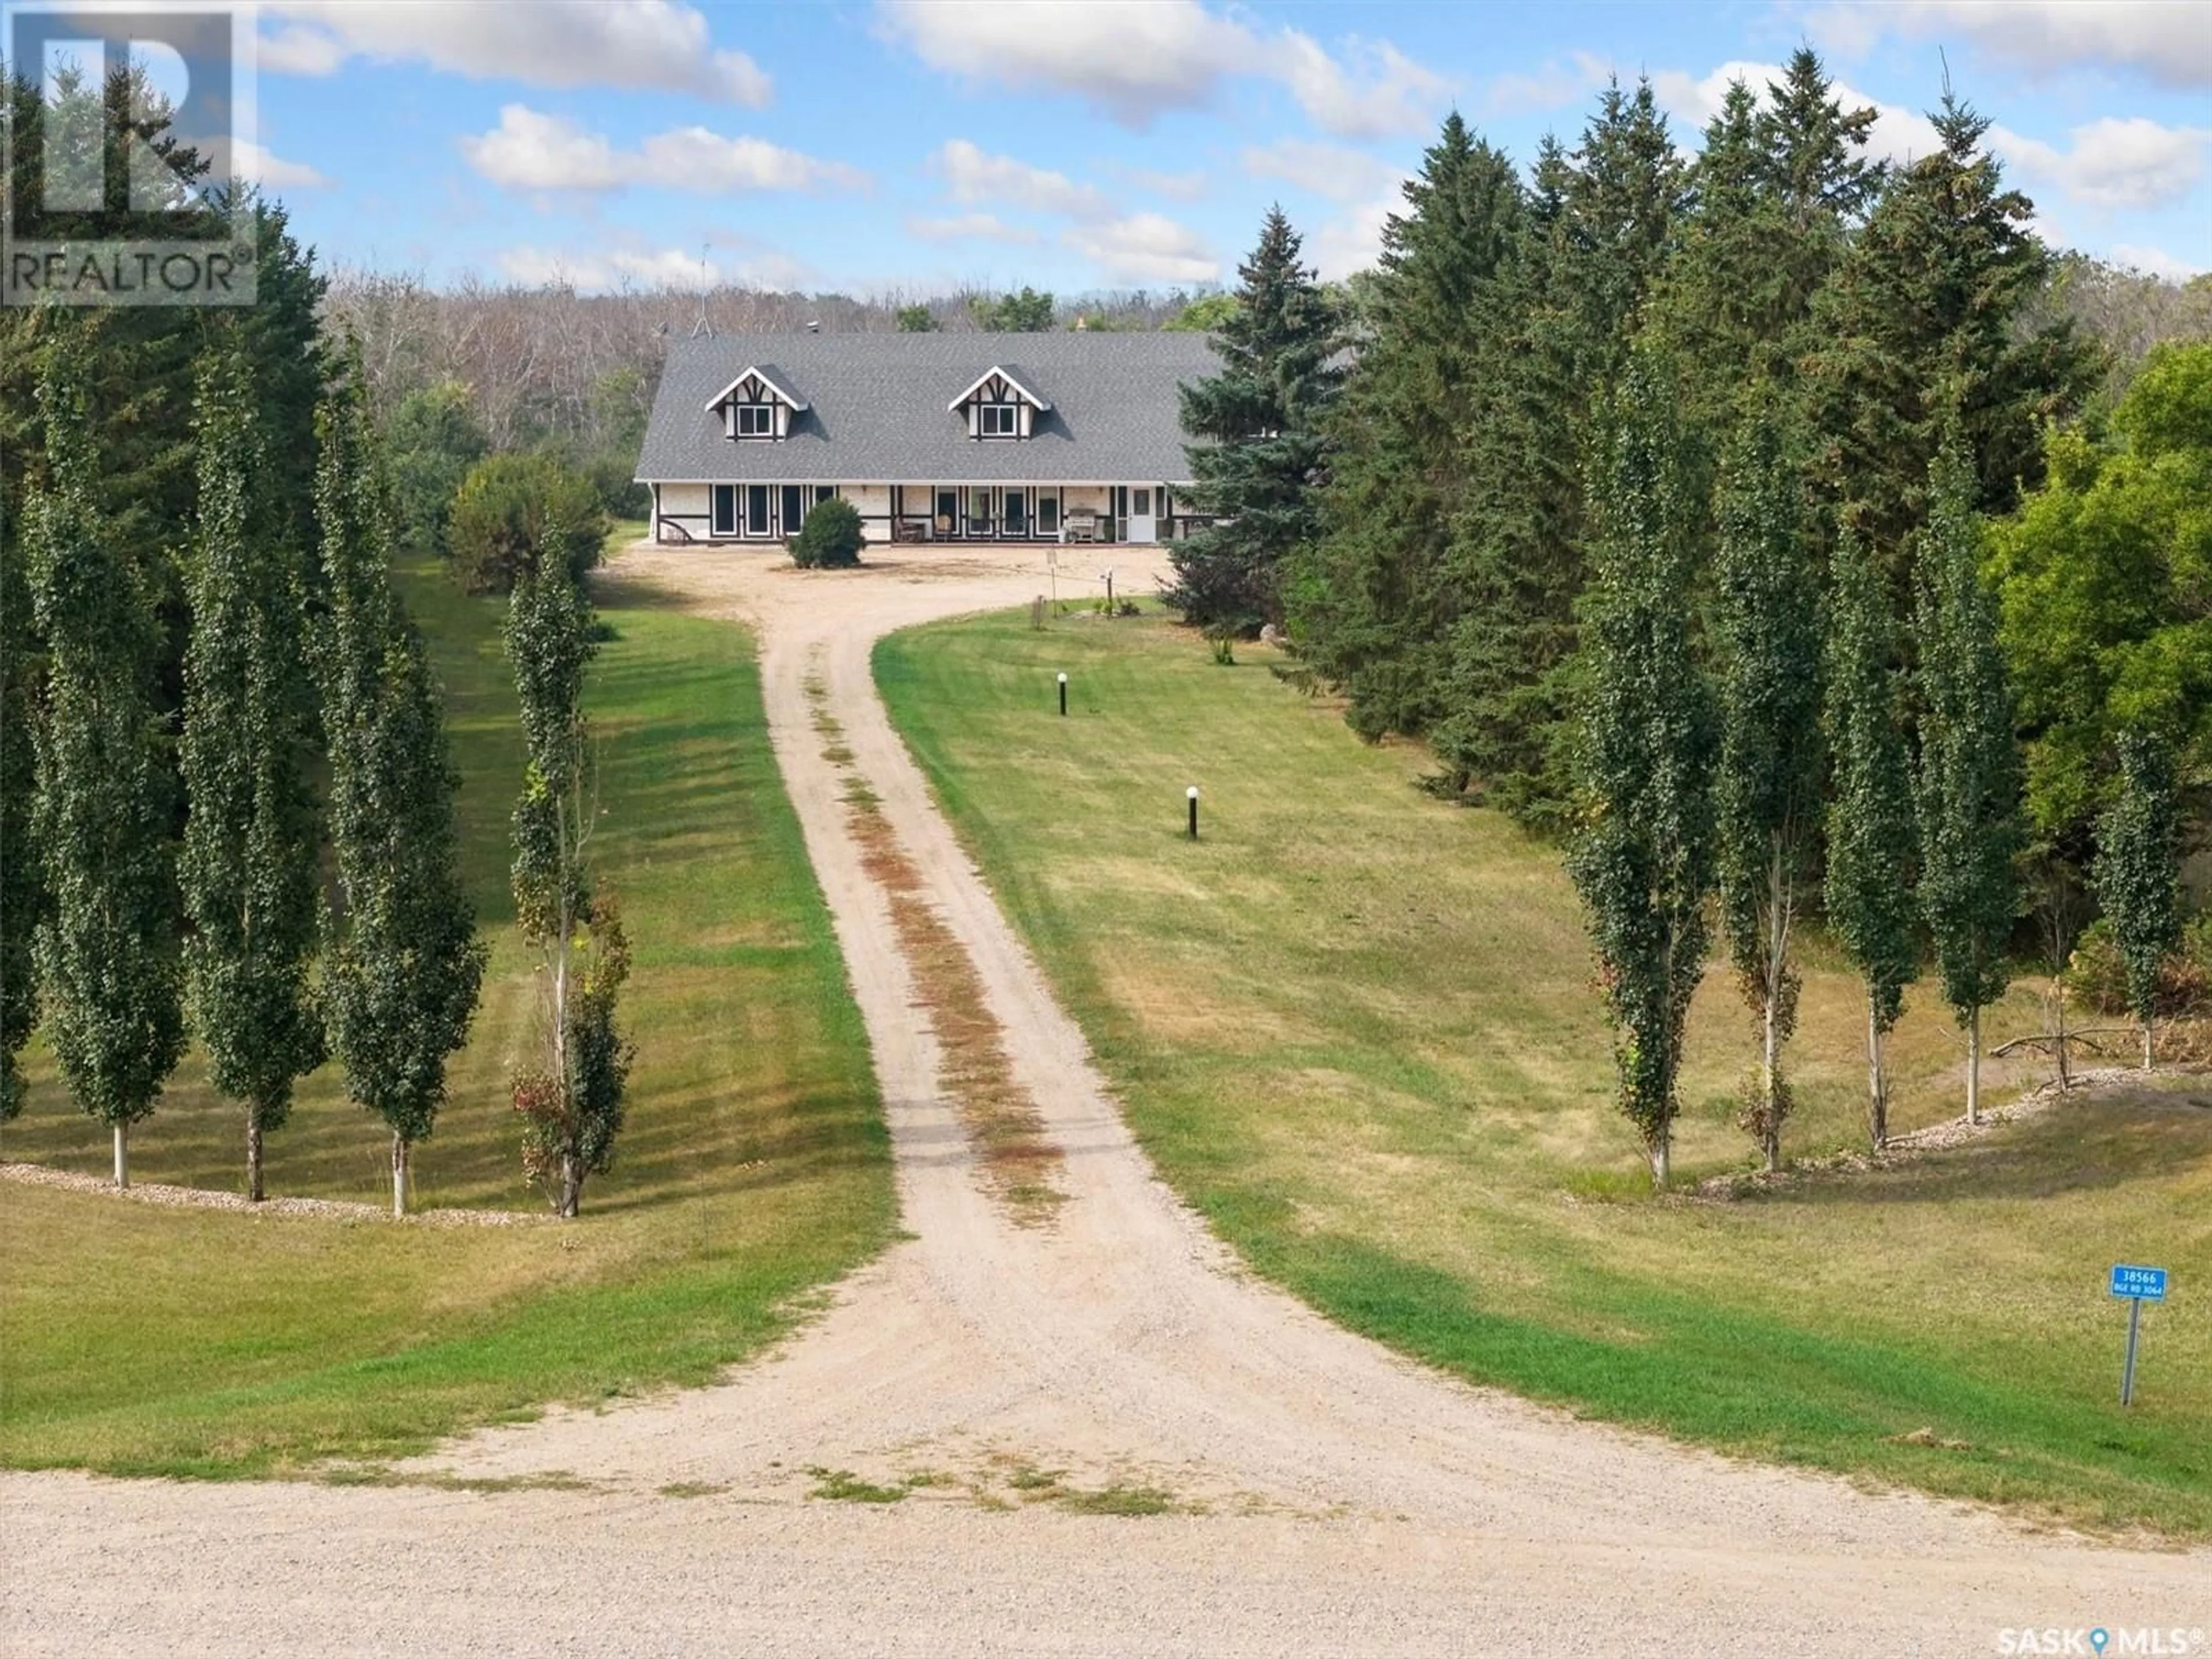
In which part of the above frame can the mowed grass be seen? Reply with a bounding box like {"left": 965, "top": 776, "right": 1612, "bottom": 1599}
{"left": 0, "top": 554, "right": 893, "bottom": 1477}
{"left": 876, "top": 603, "right": 2212, "bottom": 1537}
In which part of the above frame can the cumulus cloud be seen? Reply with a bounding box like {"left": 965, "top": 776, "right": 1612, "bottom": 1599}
{"left": 1806, "top": 1, "right": 2212, "bottom": 90}
{"left": 497, "top": 243, "right": 811, "bottom": 291}
{"left": 460, "top": 106, "right": 866, "bottom": 195}
{"left": 2105, "top": 244, "right": 2207, "bottom": 283}
{"left": 930, "top": 139, "right": 1109, "bottom": 218}
{"left": 1995, "top": 116, "right": 2208, "bottom": 212}
{"left": 1243, "top": 138, "right": 1406, "bottom": 204}
{"left": 261, "top": 0, "right": 772, "bottom": 103}
{"left": 877, "top": 0, "right": 1447, "bottom": 135}
{"left": 1483, "top": 51, "right": 1613, "bottom": 116}
{"left": 233, "top": 139, "right": 327, "bottom": 190}
{"left": 1061, "top": 213, "right": 1219, "bottom": 283}
{"left": 1309, "top": 198, "right": 1397, "bottom": 281}
{"left": 906, "top": 212, "right": 1041, "bottom": 245}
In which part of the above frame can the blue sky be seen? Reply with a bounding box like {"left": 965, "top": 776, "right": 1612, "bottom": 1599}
{"left": 242, "top": 1, "right": 2211, "bottom": 294}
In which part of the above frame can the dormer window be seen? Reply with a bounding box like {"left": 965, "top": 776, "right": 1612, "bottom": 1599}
{"left": 950, "top": 365, "right": 1049, "bottom": 441}
{"left": 705, "top": 365, "right": 807, "bottom": 442}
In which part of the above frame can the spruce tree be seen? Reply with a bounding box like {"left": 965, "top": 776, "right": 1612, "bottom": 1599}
{"left": 314, "top": 363, "right": 486, "bottom": 1217}
{"left": 1168, "top": 207, "right": 1340, "bottom": 635}
{"left": 1823, "top": 526, "right": 1920, "bottom": 1148}
{"left": 2094, "top": 731, "right": 2183, "bottom": 1069}
{"left": 1293, "top": 115, "right": 1526, "bottom": 743}
{"left": 505, "top": 519, "right": 632, "bottom": 1217}
{"left": 1567, "top": 347, "right": 1717, "bottom": 1187}
{"left": 0, "top": 503, "right": 40, "bottom": 1122}
{"left": 1713, "top": 402, "right": 1824, "bottom": 1171}
{"left": 25, "top": 319, "right": 185, "bottom": 1185}
{"left": 179, "top": 350, "right": 325, "bottom": 1202}
{"left": 1912, "top": 438, "right": 2021, "bottom": 1123}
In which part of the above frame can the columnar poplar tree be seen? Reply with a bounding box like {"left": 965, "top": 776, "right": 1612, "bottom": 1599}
{"left": 179, "top": 350, "right": 326, "bottom": 1202}
{"left": 1912, "top": 439, "right": 2021, "bottom": 1124}
{"left": 25, "top": 320, "right": 185, "bottom": 1186}
{"left": 505, "top": 516, "right": 632, "bottom": 1217}
{"left": 1713, "top": 403, "right": 1824, "bottom": 1171}
{"left": 1567, "top": 348, "right": 1717, "bottom": 1187}
{"left": 2094, "top": 731, "right": 2183, "bottom": 1070}
{"left": 1823, "top": 525, "right": 1919, "bottom": 1149}
{"left": 315, "top": 363, "right": 486, "bottom": 1217}
{"left": 0, "top": 514, "right": 38, "bottom": 1123}
{"left": 1168, "top": 207, "right": 1340, "bottom": 635}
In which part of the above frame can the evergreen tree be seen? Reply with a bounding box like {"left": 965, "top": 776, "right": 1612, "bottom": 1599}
{"left": 1823, "top": 526, "right": 1919, "bottom": 1148}
{"left": 505, "top": 520, "right": 632, "bottom": 1217}
{"left": 24, "top": 319, "right": 185, "bottom": 1185}
{"left": 0, "top": 503, "right": 40, "bottom": 1122}
{"left": 1168, "top": 207, "right": 1341, "bottom": 635}
{"left": 2094, "top": 731, "right": 2183, "bottom": 1069}
{"left": 1566, "top": 347, "right": 1717, "bottom": 1187}
{"left": 1912, "top": 438, "right": 2021, "bottom": 1123}
{"left": 314, "top": 362, "right": 486, "bottom": 1217}
{"left": 179, "top": 350, "right": 325, "bottom": 1202}
{"left": 1293, "top": 115, "right": 1525, "bottom": 740}
{"left": 1713, "top": 401, "right": 1824, "bottom": 1171}
{"left": 1809, "top": 87, "right": 2094, "bottom": 578}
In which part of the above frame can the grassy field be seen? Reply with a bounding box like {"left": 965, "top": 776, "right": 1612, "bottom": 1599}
{"left": 876, "top": 602, "right": 2212, "bottom": 1537}
{"left": 0, "top": 550, "right": 893, "bottom": 1477}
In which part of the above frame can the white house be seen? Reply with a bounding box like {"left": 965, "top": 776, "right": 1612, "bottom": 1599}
{"left": 634, "top": 332, "right": 1218, "bottom": 548}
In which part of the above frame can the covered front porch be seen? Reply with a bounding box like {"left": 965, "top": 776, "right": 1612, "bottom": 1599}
{"left": 877, "top": 483, "right": 1177, "bottom": 546}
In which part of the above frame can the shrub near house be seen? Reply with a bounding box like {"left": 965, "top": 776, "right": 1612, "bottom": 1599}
{"left": 790, "top": 497, "right": 863, "bottom": 569}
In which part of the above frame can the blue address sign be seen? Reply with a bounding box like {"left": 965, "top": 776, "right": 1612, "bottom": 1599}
{"left": 2109, "top": 1264, "right": 2168, "bottom": 1302}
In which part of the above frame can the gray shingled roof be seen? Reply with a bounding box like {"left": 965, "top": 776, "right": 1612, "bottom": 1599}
{"left": 636, "top": 332, "right": 1219, "bottom": 484}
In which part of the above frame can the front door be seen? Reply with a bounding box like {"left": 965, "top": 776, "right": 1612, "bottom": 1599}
{"left": 1001, "top": 487, "right": 1027, "bottom": 539}
{"left": 711, "top": 484, "right": 737, "bottom": 539}
{"left": 1127, "top": 486, "right": 1157, "bottom": 543}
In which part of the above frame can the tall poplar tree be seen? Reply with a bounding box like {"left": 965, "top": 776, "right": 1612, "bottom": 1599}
{"left": 25, "top": 320, "right": 185, "bottom": 1186}
{"left": 315, "top": 363, "right": 486, "bottom": 1217}
{"left": 1713, "top": 403, "right": 1824, "bottom": 1171}
{"left": 1567, "top": 348, "right": 1717, "bottom": 1187}
{"left": 1912, "top": 439, "right": 2021, "bottom": 1123}
{"left": 179, "top": 350, "right": 325, "bottom": 1202}
{"left": 1823, "top": 526, "right": 1919, "bottom": 1148}
{"left": 0, "top": 506, "right": 40, "bottom": 1122}
{"left": 505, "top": 516, "right": 632, "bottom": 1217}
{"left": 2094, "top": 731, "right": 2183, "bottom": 1070}
{"left": 1168, "top": 207, "right": 1340, "bottom": 635}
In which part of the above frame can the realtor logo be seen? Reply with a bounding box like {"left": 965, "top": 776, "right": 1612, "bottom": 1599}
{"left": 3, "top": 1, "right": 257, "bottom": 305}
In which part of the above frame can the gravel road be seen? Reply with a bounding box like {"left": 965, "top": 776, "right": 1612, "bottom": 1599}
{"left": 6, "top": 543, "right": 2206, "bottom": 1658}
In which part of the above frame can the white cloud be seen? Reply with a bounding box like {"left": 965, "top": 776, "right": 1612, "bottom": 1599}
{"left": 2106, "top": 244, "right": 2207, "bottom": 283}
{"left": 234, "top": 139, "right": 327, "bottom": 190}
{"left": 1061, "top": 213, "right": 1219, "bottom": 283}
{"left": 1995, "top": 116, "right": 2209, "bottom": 212}
{"left": 1243, "top": 138, "right": 1406, "bottom": 204}
{"left": 1115, "top": 165, "right": 1209, "bottom": 202}
{"left": 1309, "top": 198, "right": 1396, "bottom": 281}
{"left": 930, "top": 138, "right": 1108, "bottom": 218}
{"left": 877, "top": 0, "right": 1446, "bottom": 135}
{"left": 906, "top": 212, "right": 1041, "bottom": 245}
{"left": 496, "top": 243, "right": 810, "bottom": 291}
{"left": 1806, "top": 1, "right": 2212, "bottom": 90}
{"left": 460, "top": 105, "right": 865, "bottom": 195}
{"left": 260, "top": 0, "right": 772, "bottom": 104}
{"left": 1484, "top": 51, "right": 1613, "bottom": 116}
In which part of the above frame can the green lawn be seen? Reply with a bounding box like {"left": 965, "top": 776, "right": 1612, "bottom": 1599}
{"left": 0, "top": 556, "right": 893, "bottom": 1477}
{"left": 876, "top": 603, "right": 2212, "bottom": 1537}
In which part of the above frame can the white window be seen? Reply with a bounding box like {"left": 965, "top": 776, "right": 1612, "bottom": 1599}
{"left": 978, "top": 402, "right": 1021, "bottom": 437}
{"left": 734, "top": 403, "right": 777, "bottom": 438}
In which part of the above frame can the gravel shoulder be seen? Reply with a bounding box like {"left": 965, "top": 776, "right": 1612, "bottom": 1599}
{"left": 6, "top": 543, "right": 2207, "bottom": 1657}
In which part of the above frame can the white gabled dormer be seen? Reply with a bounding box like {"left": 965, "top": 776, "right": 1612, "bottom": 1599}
{"left": 705, "top": 365, "right": 807, "bottom": 440}
{"left": 949, "top": 365, "right": 1049, "bottom": 439}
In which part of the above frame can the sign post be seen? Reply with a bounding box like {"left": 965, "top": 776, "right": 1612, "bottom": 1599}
{"left": 1058, "top": 672, "right": 1067, "bottom": 717}
{"left": 1187, "top": 785, "right": 1199, "bottom": 840}
{"left": 2108, "top": 1264, "right": 2168, "bottom": 1406}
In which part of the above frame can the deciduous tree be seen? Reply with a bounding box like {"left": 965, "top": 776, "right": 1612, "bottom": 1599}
{"left": 2094, "top": 731, "right": 2183, "bottom": 1069}
{"left": 179, "top": 350, "right": 325, "bottom": 1201}
{"left": 0, "top": 501, "right": 41, "bottom": 1122}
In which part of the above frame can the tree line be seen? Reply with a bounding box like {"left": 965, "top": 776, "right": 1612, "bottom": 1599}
{"left": 1164, "top": 56, "right": 2205, "bottom": 1183}
{"left": 1, "top": 64, "right": 631, "bottom": 1215}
